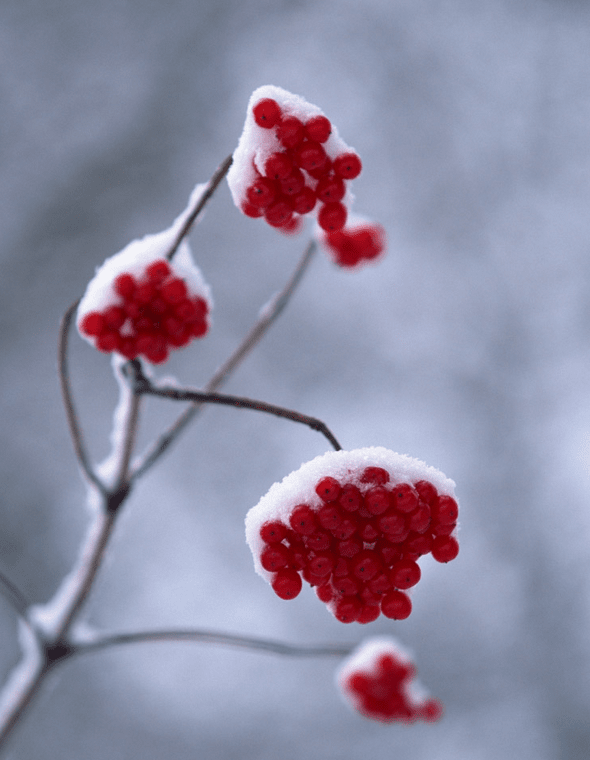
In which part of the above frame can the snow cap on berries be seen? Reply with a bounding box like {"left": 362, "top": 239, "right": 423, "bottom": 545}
{"left": 77, "top": 183, "right": 213, "bottom": 365}
{"left": 245, "top": 447, "right": 459, "bottom": 624}
{"left": 228, "top": 85, "right": 362, "bottom": 233}
{"left": 337, "top": 636, "right": 443, "bottom": 723}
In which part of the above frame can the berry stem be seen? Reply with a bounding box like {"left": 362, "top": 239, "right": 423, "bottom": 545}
{"left": 58, "top": 300, "right": 108, "bottom": 495}
{"left": 126, "top": 362, "right": 342, "bottom": 451}
{"left": 130, "top": 239, "right": 318, "bottom": 480}
{"left": 165, "top": 154, "right": 233, "bottom": 262}
{"left": 52, "top": 628, "right": 354, "bottom": 661}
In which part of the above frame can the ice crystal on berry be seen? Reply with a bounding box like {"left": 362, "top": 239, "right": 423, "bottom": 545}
{"left": 245, "top": 447, "right": 459, "bottom": 624}
{"left": 77, "top": 184, "right": 212, "bottom": 364}
{"left": 228, "top": 85, "right": 362, "bottom": 235}
{"left": 337, "top": 637, "right": 443, "bottom": 723}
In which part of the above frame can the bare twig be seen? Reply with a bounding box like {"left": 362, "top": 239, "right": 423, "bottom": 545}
{"left": 127, "top": 364, "right": 342, "bottom": 451}
{"left": 58, "top": 301, "right": 107, "bottom": 494}
{"left": 68, "top": 628, "right": 353, "bottom": 661}
{"left": 130, "top": 240, "right": 317, "bottom": 479}
{"left": 165, "top": 154, "right": 233, "bottom": 261}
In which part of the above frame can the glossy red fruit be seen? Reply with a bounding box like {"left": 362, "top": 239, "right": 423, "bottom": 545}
{"left": 389, "top": 559, "right": 421, "bottom": 590}
{"left": 333, "top": 152, "right": 362, "bottom": 179}
{"left": 304, "top": 115, "right": 332, "bottom": 143}
{"left": 315, "top": 476, "right": 341, "bottom": 502}
{"left": 271, "top": 568, "right": 303, "bottom": 599}
{"left": 381, "top": 590, "right": 412, "bottom": 620}
{"left": 260, "top": 521, "right": 288, "bottom": 544}
{"left": 431, "top": 535, "right": 459, "bottom": 563}
{"left": 317, "top": 202, "right": 347, "bottom": 232}
{"left": 253, "top": 98, "right": 282, "bottom": 128}
{"left": 277, "top": 116, "right": 305, "bottom": 148}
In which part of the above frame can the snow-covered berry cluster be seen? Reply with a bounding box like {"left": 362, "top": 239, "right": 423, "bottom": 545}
{"left": 245, "top": 448, "right": 459, "bottom": 624}
{"left": 321, "top": 218, "right": 386, "bottom": 269}
{"left": 77, "top": 233, "right": 212, "bottom": 365}
{"left": 337, "top": 637, "right": 443, "bottom": 723}
{"left": 227, "top": 85, "right": 363, "bottom": 234}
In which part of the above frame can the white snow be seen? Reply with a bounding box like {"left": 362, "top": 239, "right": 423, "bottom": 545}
{"left": 245, "top": 446, "right": 457, "bottom": 582}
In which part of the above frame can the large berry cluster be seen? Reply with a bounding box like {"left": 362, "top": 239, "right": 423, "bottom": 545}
{"left": 245, "top": 448, "right": 459, "bottom": 624}
{"left": 337, "top": 637, "right": 443, "bottom": 723}
{"left": 321, "top": 219, "right": 386, "bottom": 269}
{"left": 77, "top": 236, "right": 212, "bottom": 365}
{"left": 227, "top": 85, "right": 363, "bottom": 234}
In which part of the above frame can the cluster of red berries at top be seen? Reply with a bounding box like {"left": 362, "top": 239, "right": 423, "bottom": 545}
{"left": 338, "top": 638, "right": 442, "bottom": 723}
{"left": 241, "top": 97, "right": 362, "bottom": 233}
{"left": 78, "top": 259, "right": 209, "bottom": 365}
{"left": 256, "top": 465, "right": 459, "bottom": 624}
{"left": 322, "top": 222, "right": 386, "bottom": 268}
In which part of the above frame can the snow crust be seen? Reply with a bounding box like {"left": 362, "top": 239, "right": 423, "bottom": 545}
{"left": 245, "top": 446, "right": 456, "bottom": 582}
{"left": 76, "top": 182, "right": 213, "bottom": 342}
{"left": 336, "top": 635, "right": 432, "bottom": 713}
{"left": 227, "top": 84, "right": 357, "bottom": 214}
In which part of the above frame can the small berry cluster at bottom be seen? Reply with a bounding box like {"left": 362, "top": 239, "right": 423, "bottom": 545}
{"left": 78, "top": 259, "right": 209, "bottom": 365}
{"left": 322, "top": 222, "right": 386, "bottom": 268}
{"left": 251, "top": 454, "right": 459, "bottom": 625}
{"left": 338, "top": 637, "right": 442, "bottom": 723}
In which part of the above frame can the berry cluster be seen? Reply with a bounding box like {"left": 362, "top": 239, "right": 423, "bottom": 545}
{"left": 228, "top": 86, "right": 363, "bottom": 235}
{"left": 78, "top": 258, "right": 210, "bottom": 365}
{"left": 246, "top": 448, "right": 459, "bottom": 625}
{"left": 322, "top": 221, "right": 386, "bottom": 268}
{"left": 338, "top": 637, "right": 442, "bottom": 723}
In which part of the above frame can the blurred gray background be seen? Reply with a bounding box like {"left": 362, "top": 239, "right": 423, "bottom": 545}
{"left": 1, "top": 0, "right": 590, "bottom": 757}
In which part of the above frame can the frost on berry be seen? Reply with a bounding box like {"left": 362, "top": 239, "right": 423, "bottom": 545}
{"left": 337, "top": 637, "right": 443, "bottom": 723}
{"left": 227, "top": 85, "right": 361, "bottom": 235}
{"left": 245, "top": 447, "right": 459, "bottom": 623}
{"left": 76, "top": 183, "right": 212, "bottom": 364}
{"left": 320, "top": 216, "right": 386, "bottom": 269}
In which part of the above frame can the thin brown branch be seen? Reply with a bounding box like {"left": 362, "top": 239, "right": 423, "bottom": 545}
{"left": 127, "top": 365, "right": 342, "bottom": 451}
{"left": 68, "top": 628, "right": 353, "bottom": 661}
{"left": 130, "top": 240, "right": 317, "bottom": 479}
{"left": 165, "top": 154, "right": 233, "bottom": 261}
{"left": 58, "top": 301, "right": 107, "bottom": 494}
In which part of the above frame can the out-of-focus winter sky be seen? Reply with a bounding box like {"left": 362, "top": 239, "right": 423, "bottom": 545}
{"left": 1, "top": 0, "right": 590, "bottom": 757}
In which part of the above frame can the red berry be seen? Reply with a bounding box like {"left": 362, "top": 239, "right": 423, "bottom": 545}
{"left": 316, "top": 583, "right": 334, "bottom": 603}
{"left": 264, "top": 152, "right": 293, "bottom": 180}
{"left": 337, "top": 538, "right": 362, "bottom": 558}
{"left": 271, "top": 568, "right": 302, "bottom": 599}
{"left": 277, "top": 116, "right": 305, "bottom": 148}
{"left": 403, "top": 532, "right": 432, "bottom": 557}
{"left": 260, "top": 521, "right": 287, "bottom": 544}
{"left": 305, "top": 530, "right": 332, "bottom": 551}
{"left": 407, "top": 503, "right": 431, "bottom": 533}
{"left": 357, "top": 604, "right": 380, "bottom": 624}
{"left": 264, "top": 198, "right": 294, "bottom": 227}
{"left": 332, "top": 518, "right": 357, "bottom": 540}
{"left": 102, "top": 305, "right": 126, "bottom": 330}
{"left": 381, "top": 590, "right": 412, "bottom": 620}
{"left": 431, "top": 535, "right": 459, "bottom": 563}
{"left": 260, "top": 543, "right": 291, "bottom": 572}
{"left": 161, "top": 278, "right": 188, "bottom": 304}
{"left": 291, "top": 186, "right": 317, "bottom": 215}
{"left": 80, "top": 311, "right": 104, "bottom": 337}
{"left": 414, "top": 480, "right": 438, "bottom": 505}
{"left": 315, "top": 476, "right": 341, "bottom": 502}
{"left": 289, "top": 504, "right": 317, "bottom": 535}
{"left": 420, "top": 699, "right": 444, "bottom": 722}
{"left": 114, "top": 273, "right": 136, "bottom": 299}
{"left": 253, "top": 98, "right": 281, "bottom": 128}
{"left": 338, "top": 484, "right": 363, "bottom": 512}
{"left": 334, "top": 595, "right": 362, "bottom": 623}
{"left": 391, "top": 484, "right": 419, "bottom": 513}
{"left": 145, "top": 260, "right": 171, "bottom": 283}
{"left": 317, "top": 202, "right": 347, "bottom": 232}
{"left": 96, "top": 331, "right": 120, "bottom": 352}
{"left": 304, "top": 115, "right": 332, "bottom": 143}
{"left": 367, "top": 572, "right": 392, "bottom": 595}
{"left": 432, "top": 495, "right": 459, "bottom": 525}
{"left": 333, "top": 152, "right": 362, "bottom": 179}
{"left": 317, "top": 503, "right": 343, "bottom": 531}
{"left": 351, "top": 550, "right": 381, "bottom": 582}
{"left": 377, "top": 511, "right": 406, "bottom": 535}
{"left": 308, "top": 552, "right": 334, "bottom": 577}
{"left": 359, "top": 520, "right": 379, "bottom": 542}
{"left": 315, "top": 174, "right": 346, "bottom": 203}
{"left": 246, "top": 177, "right": 277, "bottom": 208}
{"left": 294, "top": 141, "right": 328, "bottom": 172}
{"left": 279, "top": 168, "right": 305, "bottom": 196}
{"left": 241, "top": 201, "right": 264, "bottom": 218}
{"left": 364, "top": 486, "right": 391, "bottom": 516}
{"left": 360, "top": 467, "right": 390, "bottom": 485}
{"left": 390, "top": 559, "right": 421, "bottom": 590}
